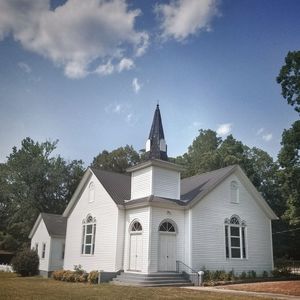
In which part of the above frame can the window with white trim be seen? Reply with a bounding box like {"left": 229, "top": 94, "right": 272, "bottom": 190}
{"left": 35, "top": 243, "right": 38, "bottom": 254}
{"left": 230, "top": 181, "right": 239, "bottom": 203}
{"left": 81, "top": 215, "right": 96, "bottom": 255}
{"left": 88, "top": 182, "right": 95, "bottom": 203}
{"left": 130, "top": 221, "right": 142, "bottom": 232}
{"left": 225, "top": 215, "right": 246, "bottom": 259}
{"left": 159, "top": 221, "right": 176, "bottom": 232}
{"left": 42, "top": 243, "right": 46, "bottom": 259}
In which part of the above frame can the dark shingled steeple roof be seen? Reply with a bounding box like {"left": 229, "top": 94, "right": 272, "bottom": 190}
{"left": 146, "top": 105, "right": 168, "bottom": 161}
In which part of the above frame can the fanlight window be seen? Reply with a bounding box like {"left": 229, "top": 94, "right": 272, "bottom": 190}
{"left": 159, "top": 221, "right": 175, "bottom": 233}
{"left": 224, "top": 215, "right": 246, "bottom": 259}
{"left": 130, "top": 221, "right": 142, "bottom": 232}
{"left": 81, "top": 215, "right": 96, "bottom": 255}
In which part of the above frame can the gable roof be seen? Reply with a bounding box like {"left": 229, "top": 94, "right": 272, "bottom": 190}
{"left": 91, "top": 168, "right": 131, "bottom": 205}
{"left": 181, "top": 165, "right": 237, "bottom": 202}
{"left": 62, "top": 164, "right": 277, "bottom": 220}
{"left": 29, "top": 213, "right": 67, "bottom": 238}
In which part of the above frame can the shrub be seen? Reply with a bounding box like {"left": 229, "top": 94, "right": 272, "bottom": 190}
{"left": 74, "top": 264, "right": 85, "bottom": 275}
{"left": 247, "top": 270, "right": 256, "bottom": 278}
{"left": 88, "top": 270, "right": 99, "bottom": 284}
{"left": 239, "top": 271, "right": 247, "bottom": 279}
{"left": 262, "top": 270, "right": 268, "bottom": 278}
{"left": 52, "top": 269, "right": 66, "bottom": 281}
{"left": 62, "top": 270, "right": 75, "bottom": 282}
{"left": 272, "top": 267, "right": 291, "bottom": 277}
{"left": 11, "top": 248, "right": 39, "bottom": 277}
{"left": 228, "top": 269, "right": 236, "bottom": 281}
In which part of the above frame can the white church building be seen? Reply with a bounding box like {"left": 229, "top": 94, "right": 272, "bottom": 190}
{"left": 29, "top": 105, "right": 277, "bottom": 284}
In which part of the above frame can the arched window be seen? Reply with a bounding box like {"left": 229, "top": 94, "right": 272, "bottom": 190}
{"left": 130, "top": 221, "right": 142, "bottom": 232}
{"left": 159, "top": 221, "right": 176, "bottom": 233}
{"left": 81, "top": 214, "right": 96, "bottom": 255}
{"left": 89, "top": 182, "right": 95, "bottom": 203}
{"left": 230, "top": 181, "right": 239, "bottom": 203}
{"left": 224, "top": 215, "right": 246, "bottom": 259}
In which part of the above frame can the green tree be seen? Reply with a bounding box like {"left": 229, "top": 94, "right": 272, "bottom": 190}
{"left": 278, "top": 120, "right": 300, "bottom": 226}
{"left": 91, "top": 145, "right": 140, "bottom": 173}
{"left": 277, "top": 51, "right": 300, "bottom": 114}
{"left": 0, "top": 138, "right": 84, "bottom": 250}
{"left": 184, "top": 129, "right": 221, "bottom": 176}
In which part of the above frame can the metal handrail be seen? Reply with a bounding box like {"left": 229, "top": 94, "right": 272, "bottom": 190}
{"left": 176, "top": 260, "right": 200, "bottom": 286}
{"left": 176, "top": 260, "right": 198, "bottom": 274}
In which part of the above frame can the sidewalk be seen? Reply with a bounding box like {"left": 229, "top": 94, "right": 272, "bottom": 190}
{"left": 183, "top": 286, "right": 300, "bottom": 300}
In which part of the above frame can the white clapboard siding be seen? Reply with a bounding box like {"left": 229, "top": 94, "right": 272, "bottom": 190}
{"left": 191, "top": 173, "right": 273, "bottom": 275}
{"left": 131, "top": 167, "right": 152, "bottom": 199}
{"left": 123, "top": 207, "right": 150, "bottom": 273}
{"left": 63, "top": 173, "right": 119, "bottom": 272}
{"left": 152, "top": 166, "right": 180, "bottom": 199}
{"left": 30, "top": 219, "right": 51, "bottom": 272}
{"left": 115, "top": 209, "right": 125, "bottom": 270}
{"left": 49, "top": 237, "right": 65, "bottom": 271}
{"left": 149, "top": 207, "right": 185, "bottom": 273}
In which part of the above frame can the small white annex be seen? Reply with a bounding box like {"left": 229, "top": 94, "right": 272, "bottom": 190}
{"left": 30, "top": 105, "right": 278, "bottom": 282}
{"left": 29, "top": 213, "right": 66, "bottom": 277}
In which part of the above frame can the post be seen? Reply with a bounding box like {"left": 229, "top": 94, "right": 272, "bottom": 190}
{"left": 176, "top": 260, "right": 179, "bottom": 273}
{"left": 198, "top": 271, "right": 204, "bottom": 286}
{"left": 98, "top": 270, "right": 102, "bottom": 284}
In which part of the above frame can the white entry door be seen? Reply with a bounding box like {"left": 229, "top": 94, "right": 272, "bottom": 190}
{"left": 129, "top": 234, "right": 143, "bottom": 271}
{"left": 159, "top": 234, "right": 176, "bottom": 271}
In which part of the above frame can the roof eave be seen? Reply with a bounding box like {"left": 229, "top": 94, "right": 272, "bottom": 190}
{"left": 63, "top": 168, "right": 93, "bottom": 217}
{"left": 126, "top": 159, "right": 184, "bottom": 173}
{"left": 28, "top": 213, "right": 43, "bottom": 239}
{"left": 186, "top": 165, "right": 238, "bottom": 209}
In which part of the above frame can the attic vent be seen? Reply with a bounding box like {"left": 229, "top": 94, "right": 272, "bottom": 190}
{"left": 89, "top": 182, "right": 95, "bottom": 203}
{"left": 230, "top": 181, "right": 239, "bottom": 204}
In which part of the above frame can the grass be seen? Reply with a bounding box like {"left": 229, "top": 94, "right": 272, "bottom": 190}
{"left": 0, "top": 272, "right": 273, "bottom": 300}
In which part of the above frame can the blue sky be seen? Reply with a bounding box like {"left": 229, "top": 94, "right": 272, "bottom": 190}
{"left": 0, "top": 0, "right": 299, "bottom": 166}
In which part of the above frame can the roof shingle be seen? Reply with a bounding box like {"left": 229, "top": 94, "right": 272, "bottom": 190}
{"left": 41, "top": 213, "right": 67, "bottom": 237}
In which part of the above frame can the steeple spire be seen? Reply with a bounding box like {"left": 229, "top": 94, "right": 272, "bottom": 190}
{"left": 145, "top": 104, "right": 168, "bottom": 161}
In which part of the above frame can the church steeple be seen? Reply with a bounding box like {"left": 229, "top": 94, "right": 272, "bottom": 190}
{"left": 145, "top": 104, "right": 168, "bottom": 161}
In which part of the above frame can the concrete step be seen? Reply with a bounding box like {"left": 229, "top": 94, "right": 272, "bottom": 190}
{"left": 113, "top": 278, "right": 189, "bottom": 284}
{"left": 111, "top": 272, "right": 193, "bottom": 287}
{"left": 112, "top": 280, "right": 193, "bottom": 287}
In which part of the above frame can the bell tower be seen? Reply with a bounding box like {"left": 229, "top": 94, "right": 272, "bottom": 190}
{"left": 127, "top": 105, "right": 183, "bottom": 200}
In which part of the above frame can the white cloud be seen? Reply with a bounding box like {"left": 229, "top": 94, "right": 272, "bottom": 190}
{"left": 105, "top": 103, "right": 123, "bottom": 114}
{"left": 126, "top": 113, "right": 133, "bottom": 123}
{"left": 216, "top": 123, "right": 232, "bottom": 136}
{"left": 155, "top": 0, "right": 219, "bottom": 41}
{"left": 262, "top": 133, "right": 273, "bottom": 142}
{"left": 256, "top": 128, "right": 264, "bottom": 135}
{"left": 113, "top": 104, "right": 122, "bottom": 113}
{"left": 18, "top": 62, "right": 31, "bottom": 73}
{"left": 118, "top": 58, "right": 135, "bottom": 73}
{"left": 132, "top": 77, "right": 142, "bottom": 94}
{"left": 0, "top": 0, "right": 148, "bottom": 79}
{"left": 95, "top": 61, "right": 114, "bottom": 76}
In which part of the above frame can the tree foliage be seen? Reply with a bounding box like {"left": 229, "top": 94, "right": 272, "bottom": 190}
{"left": 91, "top": 145, "right": 140, "bottom": 173}
{"left": 278, "top": 120, "right": 300, "bottom": 226}
{"left": 0, "top": 138, "right": 84, "bottom": 251}
{"left": 277, "top": 51, "right": 300, "bottom": 114}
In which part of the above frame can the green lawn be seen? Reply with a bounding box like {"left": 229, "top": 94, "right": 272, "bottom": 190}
{"left": 0, "top": 273, "right": 270, "bottom": 300}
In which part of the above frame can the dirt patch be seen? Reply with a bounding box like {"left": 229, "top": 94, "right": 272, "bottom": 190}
{"left": 218, "top": 280, "right": 300, "bottom": 296}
